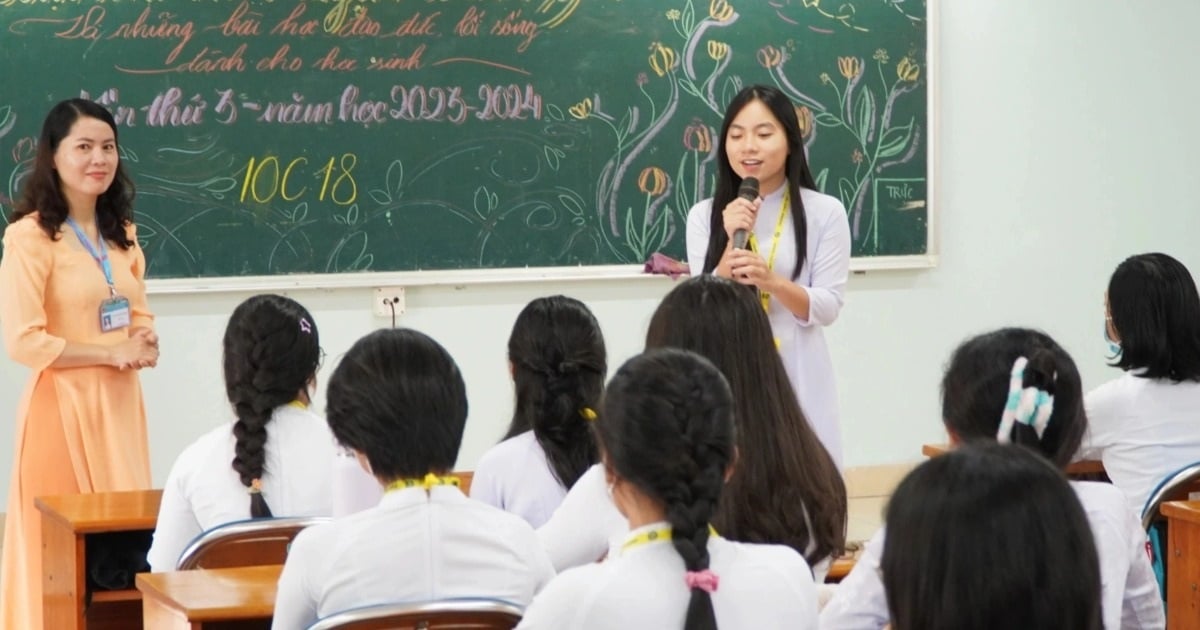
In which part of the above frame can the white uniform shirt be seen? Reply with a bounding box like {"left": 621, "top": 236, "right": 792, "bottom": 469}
{"left": 331, "top": 448, "right": 383, "bottom": 517}
{"left": 471, "top": 431, "right": 569, "bottom": 528}
{"left": 686, "top": 185, "right": 851, "bottom": 467}
{"left": 147, "top": 405, "right": 336, "bottom": 571}
{"left": 819, "top": 481, "right": 1164, "bottom": 630}
{"left": 537, "top": 464, "right": 627, "bottom": 571}
{"left": 272, "top": 485, "right": 555, "bottom": 630}
{"left": 519, "top": 521, "right": 818, "bottom": 629}
{"left": 1079, "top": 372, "right": 1200, "bottom": 517}
{"left": 537, "top": 464, "right": 831, "bottom": 580}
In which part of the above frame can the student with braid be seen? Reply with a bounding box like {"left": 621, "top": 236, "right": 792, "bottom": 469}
{"left": 147, "top": 294, "right": 335, "bottom": 571}
{"left": 882, "top": 443, "right": 1103, "bottom": 630}
{"left": 471, "top": 296, "right": 607, "bottom": 527}
{"left": 519, "top": 349, "right": 817, "bottom": 629}
{"left": 539, "top": 276, "right": 846, "bottom": 579}
{"left": 272, "top": 329, "right": 554, "bottom": 629}
{"left": 820, "top": 328, "right": 1163, "bottom": 630}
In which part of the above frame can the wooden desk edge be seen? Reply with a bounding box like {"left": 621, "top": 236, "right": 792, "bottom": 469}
{"left": 136, "top": 565, "right": 282, "bottom": 622}
{"left": 920, "top": 444, "right": 1104, "bottom": 475}
{"left": 35, "top": 489, "right": 162, "bottom": 532}
{"left": 1161, "top": 499, "right": 1200, "bottom": 523}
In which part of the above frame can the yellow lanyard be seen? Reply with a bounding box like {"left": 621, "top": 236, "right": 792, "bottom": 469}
{"left": 620, "top": 524, "right": 718, "bottom": 552}
{"left": 287, "top": 400, "right": 308, "bottom": 410}
{"left": 385, "top": 473, "right": 461, "bottom": 493}
{"left": 746, "top": 189, "right": 790, "bottom": 313}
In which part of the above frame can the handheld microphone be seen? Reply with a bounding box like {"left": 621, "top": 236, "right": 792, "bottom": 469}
{"left": 731, "top": 177, "right": 759, "bottom": 250}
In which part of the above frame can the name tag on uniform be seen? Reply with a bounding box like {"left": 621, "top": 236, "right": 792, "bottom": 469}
{"left": 100, "top": 296, "right": 131, "bottom": 332}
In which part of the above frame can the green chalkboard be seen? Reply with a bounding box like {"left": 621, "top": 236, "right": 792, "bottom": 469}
{"left": 0, "top": 0, "right": 929, "bottom": 280}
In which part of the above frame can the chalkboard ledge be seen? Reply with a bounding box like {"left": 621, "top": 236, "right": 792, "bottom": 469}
{"left": 144, "top": 265, "right": 677, "bottom": 295}
{"left": 850, "top": 254, "right": 939, "bottom": 273}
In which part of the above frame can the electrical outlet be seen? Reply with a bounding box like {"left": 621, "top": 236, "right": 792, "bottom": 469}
{"left": 373, "top": 287, "right": 406, "bottom": 318}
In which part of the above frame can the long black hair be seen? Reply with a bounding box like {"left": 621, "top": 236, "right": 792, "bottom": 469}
{"left": 646, "top": 275, "right": 846, "bottom": 565}
{"left": 503, "top": 295, "right": 605, "bottom": 489}
{"left": 702, "top": 85, "right": 816, "bottom": 279}
{"left": 11, "top": 98, "right": 136, "bottom": 248}
{"left": 223, "top": 294, "right": 321, "bottom": 518}
{"left": 882, "top": 443, "right": 1103, "bottom": 630}
{"left": 598, "top": 349, "right": 736, "bottom": 630}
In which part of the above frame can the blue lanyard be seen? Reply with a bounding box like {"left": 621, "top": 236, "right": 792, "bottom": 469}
{"left": 65, "top": 217, "right": 115, "bottom": 294}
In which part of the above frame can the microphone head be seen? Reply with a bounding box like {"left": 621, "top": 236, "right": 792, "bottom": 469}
{"left": 737, "top": 177, "right": 760, "bottom": 201}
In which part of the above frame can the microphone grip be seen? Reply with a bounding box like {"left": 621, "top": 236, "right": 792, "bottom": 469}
{"left": 732, "top": 229, "right": 749, "bottom": 250}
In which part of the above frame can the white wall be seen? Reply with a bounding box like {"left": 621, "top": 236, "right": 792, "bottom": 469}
{"left": 2, "top": 1, "right": 1200, "bottom": 504}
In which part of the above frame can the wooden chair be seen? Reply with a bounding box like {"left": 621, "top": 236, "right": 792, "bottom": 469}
{"left": 174, "top": 515, "right": 331, "bottom": 570}
{"left": 304, "top": 598, "right": 524, "bottom": 630}
{"left": 1142, "top": 461, "right": 1200, "bottom": 601}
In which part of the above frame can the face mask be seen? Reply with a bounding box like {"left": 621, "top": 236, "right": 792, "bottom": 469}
{"left": 1104, "top": 323, "right": 1121, "bottom": 358}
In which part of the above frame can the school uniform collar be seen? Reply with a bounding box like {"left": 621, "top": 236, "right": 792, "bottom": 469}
{"left": 377, "top": 483, "right": 469, "bottom": 509}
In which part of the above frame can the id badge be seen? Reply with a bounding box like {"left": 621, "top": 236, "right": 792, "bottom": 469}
{"left": 100, "top": 295, "right": 131, "bottom": 332}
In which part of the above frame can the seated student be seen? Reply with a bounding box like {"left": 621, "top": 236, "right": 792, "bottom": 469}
{"left": 1077, "top": 253, "right": 1200, "bottom": 517}
{"left": 147, "top": 295, "right": 334, "bottom": 571}
{"left": 819, "top": 328, "right": 1163, "bottom": 629}
{"left": 471, "top": 296, "right": 606, "bottom": 528}
{"left": 518, "top": 349, "right": 818, "bottom": 629}
{"left": 538, "top": 275, "right": 846, "bottom": 579}
{"left": 272, "top": 328, "right": 555, "bottom": 629}
{"left": 882, "top": 442, "right": 1103, "bottom": 630}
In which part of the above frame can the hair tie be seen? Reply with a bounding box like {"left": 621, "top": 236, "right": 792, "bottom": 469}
{"left": 996, "top": 357, "right": 1055, "bottom": 444}
{"left": 248, "top": 478, "right": 263, "bottom": 495}
{"left": 580, "top": 407, "right": 597, "bottom": 421}
{"left": 684, "top": 569, "right": 720, "bottom": 593}
{"left": 299, "top": 318, "right": 312, "bottom": 334}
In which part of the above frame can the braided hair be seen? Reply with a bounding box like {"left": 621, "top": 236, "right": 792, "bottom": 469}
{"left": 222, "top": 294, "right": 321, "bottom": 518}
{"left": 504, "top": 296, "right": 606, "bottom": 489}
{"left": 597, "top": 349, "right": 736, "bottom": 630}
{"left": 941, "top": 327, "right": 1086, "bottom": 468}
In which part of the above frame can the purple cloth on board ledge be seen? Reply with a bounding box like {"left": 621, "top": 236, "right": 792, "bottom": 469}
{"left": 643, "top": 253, "right": 690, "bottom": 279}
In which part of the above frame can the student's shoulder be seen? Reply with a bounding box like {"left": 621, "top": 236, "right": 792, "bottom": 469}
{"left": 1070, "top": 480, "right": 1137, "bottom": 523}
{"left": 476, "top": 431, "right": 538, "bottom": 470}
{"left": 285, "top": 516, "right": 341, "bottom": 561}
{"left": 518, "top": 562, "right": 604, "bottom": 626}
{"left": 275, "top": 406, "right": 335, "bottom": 443}
{"left": 462, "top": 496, "right": 540, "bottom": 533}
{"left": 172, "top": 422, "right": 237, "bottom": 470}
{"left": 715, "top": 538, "right": 816, "bottom": 586}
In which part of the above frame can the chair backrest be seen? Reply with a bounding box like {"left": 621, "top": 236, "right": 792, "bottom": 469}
{"left": 1142, "top": 462, "right": 1200, "bottom": 530}
{"left": 175, "top": 515, "right": 331, "bottom": 570}
{"left": 1139, "top": 461, "right": 1200, "bottom": 602}
{"left": 305, "top": 598, "right": 524, "bottom": 630}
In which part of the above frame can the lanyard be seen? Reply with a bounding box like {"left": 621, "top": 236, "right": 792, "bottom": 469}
{"left": 65, "top": 217, "right": 115, "bottom": 295}
{"left": 746, "top": 189, "right": 790, "bottom": 313}
{"left": 620, "top": 524, "right": 718, "bottom": 552}
{"left": 286, "top": 400, "right": 308, "bottom": 410}
{"left": 385, "top": 473, "right": 461, "bottom": 493}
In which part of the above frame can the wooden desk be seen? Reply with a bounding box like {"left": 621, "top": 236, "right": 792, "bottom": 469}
{"left": 921, "top": 443, "right": 1107, "bottom": 477}
{"left": 35, "top": 489, "right": 162, "bottom": 630}
{"left": 1161, "top": 500, "right": 1200, "bottom": 629}
{"left": 136, "top": 564, "right": 281, "bottom": 630}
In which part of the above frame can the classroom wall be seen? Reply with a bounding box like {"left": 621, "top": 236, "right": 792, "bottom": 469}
{"left": 2, "top": 1, "right": 1199, "bottom": 505}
